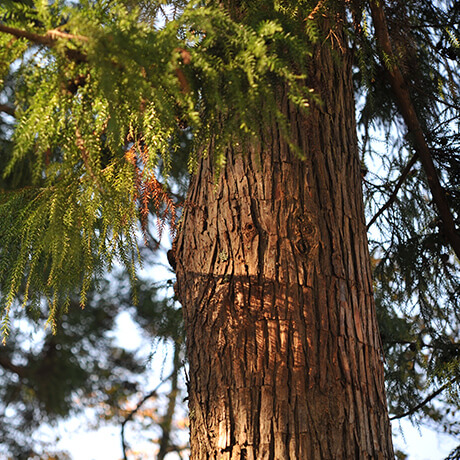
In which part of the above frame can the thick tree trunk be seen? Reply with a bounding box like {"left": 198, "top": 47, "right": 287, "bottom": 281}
{"left": 174, "top": 17, "right": 394, "bottom": 460}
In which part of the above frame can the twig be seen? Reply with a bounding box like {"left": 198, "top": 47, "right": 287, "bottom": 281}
{"left": 307, "top": 0, "right": 327, "bottom": 20}
{"left": 121, "top": 369, "right": 176, "bottom": 460}
{"left": 390, "top": 379, "right": 456, "bottom": 420}
{"left": 367, "top": 154, "right": 418, "bottom": 229}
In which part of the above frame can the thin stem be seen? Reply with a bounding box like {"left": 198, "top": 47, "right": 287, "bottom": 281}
{"left": 367, "top": 154, "right": 418, "bottom": 230}
{"left": 390, "top": 380, "right": 456, "bottom": 420}
{"left": 120, "top": 369, "right": 176, "bottom": 460}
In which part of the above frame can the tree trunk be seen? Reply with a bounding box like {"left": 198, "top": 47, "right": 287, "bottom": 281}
{"left": 174, "top": 14, "right": 395, "bottom": 460}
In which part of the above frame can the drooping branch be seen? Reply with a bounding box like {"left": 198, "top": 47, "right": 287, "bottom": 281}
{"left": 369, "top": 0, "right": 460, "bottom": 260}
{"left": 390, "top": 379, "right": 456, "bottom": 420}
{"left": 367, "top": 154, "right": 418, "bottom": 230}
{"left": 0, "top": 24, "right": 192, "bottom": 98}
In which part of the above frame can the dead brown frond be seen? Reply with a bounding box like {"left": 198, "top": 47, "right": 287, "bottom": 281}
{"left": 126, "top": 142, "right": 177, "bottom": 245}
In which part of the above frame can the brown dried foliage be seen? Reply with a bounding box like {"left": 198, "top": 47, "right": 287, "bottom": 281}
{"left": 125, "top": 143, "right": 177, "bottom": 245}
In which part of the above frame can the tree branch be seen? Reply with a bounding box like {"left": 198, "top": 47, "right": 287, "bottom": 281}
{"left": 0, "top": 353, "right": 27, "bottom": 378}
{"left": 0, "top": 103, "right": 15, "bottom": 117}
{"left": 121, "top": 389, "right": 157, "bottom": 460}
{"left": 390, "top": 380, "right": 456, "bottom": 420}
{"left": 0, "top": 23, "right": 54, "bottom": 46}
{"left": 367, "top": 154, "right": 418, "bottom": 230}
{"left": 0, "top": 24, "right": 191, "bottom": 94}
{"left": 370, "top": 0, "right": 460, "bottom": 260}
{"left": 0, "top": 23, "right": 87, "bottom": 62}
{"left": 120, "top": 369, "right": 176, "bottom": 460}
{"left": 158, "top": 343, "right": 182, "bottom": 460}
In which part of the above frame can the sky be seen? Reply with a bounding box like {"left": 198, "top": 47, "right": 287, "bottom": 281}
{"left": 54, "top": 422, "right": 457, "bottom": 460}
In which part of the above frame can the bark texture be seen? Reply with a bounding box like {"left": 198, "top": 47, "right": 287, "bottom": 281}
{"left": 175, "top": 20, "right": 394, "bottom": 460}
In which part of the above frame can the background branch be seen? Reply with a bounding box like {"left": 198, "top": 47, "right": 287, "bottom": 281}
{"left": 158, "top": 343, "right": 182, "bottom": 460}
{"left": 0, "top": 354, "right": 27, "bottom": 377}
{"left": 367, "top": 154, "right": 418, "bottom": 229}
{"left": 370, "top": 0, "right": 460, "bottom": 260}
{"left": 390, "top": 380, "right": 456, "bottom": 420}
{"left": 120, "top": 369, "right": 176, "bottom": 460}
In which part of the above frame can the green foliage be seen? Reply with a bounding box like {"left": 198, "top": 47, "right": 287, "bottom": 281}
{"left": 0, "top": 0, "right": 320, "bottom": 337}
{"left": 1, "top": 0, "right": 459, "bottom": 454}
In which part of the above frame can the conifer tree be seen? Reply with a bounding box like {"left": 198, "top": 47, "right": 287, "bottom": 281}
{"left": 0, "top": 268, "right": 187, "bottom": 459}
{"left": 0, "top": 0, "right": 459, "bottom": 458}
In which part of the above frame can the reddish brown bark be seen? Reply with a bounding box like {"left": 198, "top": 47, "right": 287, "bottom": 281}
{"left": 174, "top": 16, "right": 394, "bottom": 460}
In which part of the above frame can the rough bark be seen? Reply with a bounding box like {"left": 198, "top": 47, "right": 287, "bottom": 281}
{"left": 174, "top": 17, "right": 394, "bottom": 460}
